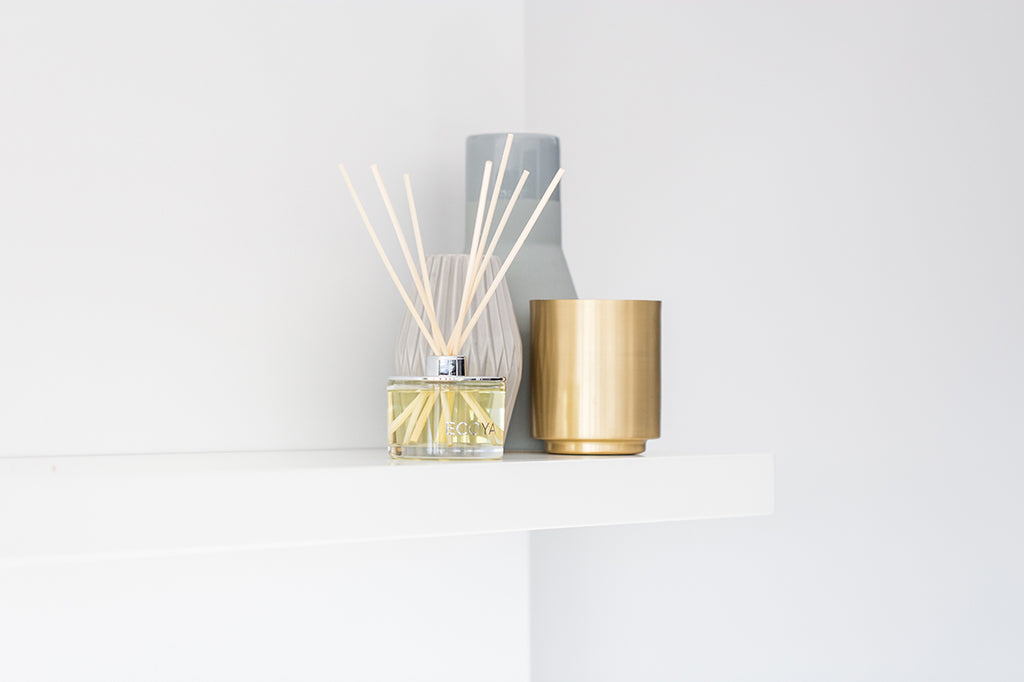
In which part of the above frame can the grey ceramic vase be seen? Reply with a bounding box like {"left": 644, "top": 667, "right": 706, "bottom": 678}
{"left": 466, "top": 133, "right": 577, "bottom": 451}
{"left": 394, "top": 254, "right": 522, "bottom": 429}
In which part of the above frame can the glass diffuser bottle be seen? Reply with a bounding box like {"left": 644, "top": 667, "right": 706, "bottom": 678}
{"left": 387, "top": 355, "right": 505, "bottom": 460}
{"left": 338, "top": 134, "right": 563, "bottom": 462}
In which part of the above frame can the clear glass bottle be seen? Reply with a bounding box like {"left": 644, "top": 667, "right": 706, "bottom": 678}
{"left": 387, "top": 355, "right": 505, "bottom": 460}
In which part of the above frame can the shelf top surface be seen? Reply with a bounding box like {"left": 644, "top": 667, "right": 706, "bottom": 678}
{"left": 1, "top": 448, "right": 601, "bottom": 475}
{"left": 0, "top": 449, "right": 774, "bottom": 563}
{"left": 0, "top": 448, "right": 748, "bottom": 476}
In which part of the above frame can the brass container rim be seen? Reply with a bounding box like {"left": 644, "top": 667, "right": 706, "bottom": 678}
{"left": 530, "top": 298, "right": 662, "bottom": 304}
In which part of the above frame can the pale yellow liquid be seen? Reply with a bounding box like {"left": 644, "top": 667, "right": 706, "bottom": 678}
{"left": 386, "top": 378, "right": 505, "bottom": 460}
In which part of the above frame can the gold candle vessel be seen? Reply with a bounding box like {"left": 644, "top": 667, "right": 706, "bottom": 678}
{"left": 530, "top": 299, "right": 661, "bottom": 455}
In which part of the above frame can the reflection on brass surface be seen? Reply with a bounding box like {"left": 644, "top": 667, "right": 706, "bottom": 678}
{"left": 530, "top": 300, "right": 660, "bottom": 455}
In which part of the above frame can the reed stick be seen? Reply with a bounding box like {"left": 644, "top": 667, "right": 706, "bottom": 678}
{"left": 455, "top": 168, "right": 565, "bottom": 351}
{"left": 403, "top": 173, "right": 446, "bottom": 352}
{"left": 447, "top": 160, "right": 493, "bottom": 353}
{"left": 402, "top": 392, "right": 429, "bottom": 444}
{"left": 467, "top": 134, "right": 514, "bottom": 307}
{"left": 371, "top": 165, "right": 447, "bottom": 351}
{"left": 338, "top": 164, "right": 441, "bottom": 355}
{"left": 459, "top": 390, "right": 503, "bottom": 444}
{"left": 388, "top": 390, "right": 426, "bottom": 437}
{"left": 466, "top": 169, "right": 530, "bottom": 306}
{"left": 408, "top": 390, "right": 438, "bottom": 443}
{"left": 437, "top": 390, "right": 451, "bottom": 444}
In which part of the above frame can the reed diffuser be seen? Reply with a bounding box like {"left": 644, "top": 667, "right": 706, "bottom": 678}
{"left": 339, "top": 134, "right": 565, "bottom": 459}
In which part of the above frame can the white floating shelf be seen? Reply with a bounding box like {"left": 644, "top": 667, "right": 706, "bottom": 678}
{"left": 0, "top": 449, "right": 773, "bottom": 562}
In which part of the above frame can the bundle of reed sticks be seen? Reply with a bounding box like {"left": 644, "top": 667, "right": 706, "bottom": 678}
{"left": 339, "top": 134, "right": 565, "bottom": 358}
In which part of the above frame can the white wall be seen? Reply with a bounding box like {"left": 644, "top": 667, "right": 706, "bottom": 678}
{"left": 526, "top": 2, "right": 1024, "bottom": 680}
{"left": 0, "top": 0, "right": 524, "bottom": 456}
{"left": 1, "top": 534, "right": 530, "bottom": 682}
{"left": 1, "top": 4, "right": 530, "bottom": 681}
{"left": 5, "top": 2, "right": 1023, "bottom": 681}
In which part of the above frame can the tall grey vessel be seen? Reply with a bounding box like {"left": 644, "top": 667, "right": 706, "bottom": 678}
{"left": 466, "top": 133, "right": 576, "bottom": 451}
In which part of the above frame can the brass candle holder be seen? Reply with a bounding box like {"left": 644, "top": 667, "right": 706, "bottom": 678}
{"left": 530, "top": 299, "right": 661, "bottom": 455}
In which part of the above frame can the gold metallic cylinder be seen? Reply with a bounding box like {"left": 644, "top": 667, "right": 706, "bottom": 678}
{"left": 530, "top": 300, "right": 661, "bottom": 455}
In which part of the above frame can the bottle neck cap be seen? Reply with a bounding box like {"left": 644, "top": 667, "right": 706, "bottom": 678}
{"left": 425, "top": 355, "right": 466, "bottom": 377}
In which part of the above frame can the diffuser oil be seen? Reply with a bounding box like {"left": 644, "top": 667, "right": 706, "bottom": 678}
{"left": 387, "top": 356, "right": 505, "bottom": 460}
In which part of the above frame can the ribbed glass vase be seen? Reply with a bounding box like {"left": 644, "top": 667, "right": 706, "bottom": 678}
{"left": 395, "top": 254, "right": 522, "bottom": 429}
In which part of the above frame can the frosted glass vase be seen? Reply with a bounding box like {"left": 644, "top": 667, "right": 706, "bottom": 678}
{"left": 395, "top": 254, "right": 522, "bottom": 429}
{"left": 466, "top": 133, "right": 576, "bottom": 451}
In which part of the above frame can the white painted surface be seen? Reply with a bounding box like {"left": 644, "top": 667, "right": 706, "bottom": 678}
{"left": 0, "top": 4, "right": 531, "bottom": 681}
{"left": 0, "top": 533, "right": 530, "bottom": 682}
{"left": 0, "top": 0, "right": 524, "bottom": 456}
{"left": 0, "top": 450, "right": 772, "bottom": 562}
{"left": 12, "top": 1, "right": 1012, "bottom": 680}
{"left": 526, "top": 2, "right": 1024, "bottom": 680}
